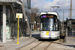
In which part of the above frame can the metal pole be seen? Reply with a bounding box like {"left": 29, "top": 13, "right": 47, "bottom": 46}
{"left": 63, "top": 10, "right": 64, "bottom": 33}
{"left": 3, "top": 4, "right": 6, "bottom": 43}
{"left": 66, "top": 28, "right": 68, "bottom": 45}
{"left": 70, "top": 0, "right": 72, "bottom": 19}
{"left": 17, "top": 15, "right": 19, "bottom": 44}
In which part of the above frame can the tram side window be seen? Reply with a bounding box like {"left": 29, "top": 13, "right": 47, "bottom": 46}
{"left": 55, "top": 19, "right": 59, "bottom": 31}
{"left": 40, "top": 18, "right": 45, "bottom": 31}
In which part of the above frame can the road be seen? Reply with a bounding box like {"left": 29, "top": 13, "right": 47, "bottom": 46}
{"left": 19, "top": 32, "right": 75, "bottom": 50}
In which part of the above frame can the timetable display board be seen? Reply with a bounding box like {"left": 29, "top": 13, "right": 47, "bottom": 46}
{"left": 0, "top": 0, "right": 17, "bottom": 2}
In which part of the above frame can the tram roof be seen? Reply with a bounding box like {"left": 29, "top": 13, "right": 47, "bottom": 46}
{"left": 40, "top": 12, "right": 59, "bottom": 19}
{"left": 47, "top": 12, "right": 58, "bottom": 16}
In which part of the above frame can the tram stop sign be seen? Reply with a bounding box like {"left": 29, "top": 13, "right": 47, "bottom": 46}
{"left": 16, "top": 13, "right": 23, "bottom": 18}
{"left": 16, "top": 13, "right": 23, "bottom": 44}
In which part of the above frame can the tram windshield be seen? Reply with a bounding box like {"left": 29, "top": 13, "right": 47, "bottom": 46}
{"left": 40, "top": 15, "right": 59, "bottom": 31}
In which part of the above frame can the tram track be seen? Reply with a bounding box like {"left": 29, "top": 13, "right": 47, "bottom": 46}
{"left": 44, "top": 41, "right": 53, "bottom": 50}
{"left": 19, "top": 38, "right": 53, "bottom": 50}
{"left": 30, "top": 41, "right": 43, "bottom": 50}
{"left": 19, "top": 39, "right": 44, "bottom": 50}
{"left": 30, "top": 41, "right": 53, "bottom": 50}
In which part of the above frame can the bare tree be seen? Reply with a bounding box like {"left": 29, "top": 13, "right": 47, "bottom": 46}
{"left": 31, "top": 7, "right": 39, "bottom": 13}
{"left": 30, "top": 7, "right": 39, "bottom": 31}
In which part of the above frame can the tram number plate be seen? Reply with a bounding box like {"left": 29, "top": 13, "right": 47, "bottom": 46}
{"left": 46, "top": 31, "right": 49, "bottom": 35}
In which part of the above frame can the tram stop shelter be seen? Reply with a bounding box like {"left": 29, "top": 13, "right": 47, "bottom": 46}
{"left": 66, "top": 19, "right": 75, "bottom": 46}
{"left": 0, "top": 0, "right": 31, "bottom": 43}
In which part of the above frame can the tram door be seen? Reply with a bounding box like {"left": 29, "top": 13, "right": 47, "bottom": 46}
{"left": 66, "top": 19, "right": 75, "bottom": 45}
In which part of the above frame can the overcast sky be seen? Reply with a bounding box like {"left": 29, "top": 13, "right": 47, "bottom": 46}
{"left": 31, "top": 0, "right": 71, "bottom": 10}
{"left": 31, "top": 0, "right": 75, "bottom": 21}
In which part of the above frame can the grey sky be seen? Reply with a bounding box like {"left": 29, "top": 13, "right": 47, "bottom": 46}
{"left": 31, "top": 0, "right": 75, "bottom": 21}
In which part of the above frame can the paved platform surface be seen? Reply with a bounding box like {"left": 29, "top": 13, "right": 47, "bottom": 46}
{"left": 0, "top": 37, "right": 36, "bottom": 50}
{"left": 48, "top": 41, "right": 75, "bottom": 50}
{"left": 66, "top": 37, "right": 75, "bottom": 45}
{"left": 19, "top": 39, "right": 75, "bottom": 50}
{"left": 0, "top": 31, "right": 39, "bottom": 50}
{"left": 0, "top": 31, "right": 75, "bottom": 50}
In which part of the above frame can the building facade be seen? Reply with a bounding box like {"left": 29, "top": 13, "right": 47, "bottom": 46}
{"left": 0, "top": 0, "right": 31, "bottom": 43}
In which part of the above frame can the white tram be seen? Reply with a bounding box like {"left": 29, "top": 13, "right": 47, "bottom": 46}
{"left": 40, "top": 12, "right": 60, "bottom": 39}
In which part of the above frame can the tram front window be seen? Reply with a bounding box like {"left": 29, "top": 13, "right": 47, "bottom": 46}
{"left": 40, "top": 15, "right": 59, "bottom": 31}
{"left": 40, "top": 18, "right": 54, "bottom": 31}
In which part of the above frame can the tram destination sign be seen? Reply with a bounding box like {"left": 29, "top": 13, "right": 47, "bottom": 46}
{"left": 41, "top": 15, "right": 54, "bottom": 18}
{"left": 0, "top": 0, "right": 17, "bottom": 2}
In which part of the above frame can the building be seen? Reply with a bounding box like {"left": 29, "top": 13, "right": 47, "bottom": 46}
{"left": 0, "top": 0, "right": 31, "bottom": 43}
{"left": 66, "top": 19, "right": 75, "bottom": 45}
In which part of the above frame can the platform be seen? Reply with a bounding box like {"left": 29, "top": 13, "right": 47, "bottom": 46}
{"left": 66, "top": 37, "right": 75, "bottom": 45}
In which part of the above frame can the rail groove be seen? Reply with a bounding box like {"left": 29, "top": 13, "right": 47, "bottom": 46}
{"left": 44, "top": 41, "right": 53, "bottom": 50}
{"left": 30, "top": 41, "right": 43, "bottom": 50}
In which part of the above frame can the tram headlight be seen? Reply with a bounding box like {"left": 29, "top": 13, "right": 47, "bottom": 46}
{"left": 55, "top": 32, "right": 58, "bottom": 36}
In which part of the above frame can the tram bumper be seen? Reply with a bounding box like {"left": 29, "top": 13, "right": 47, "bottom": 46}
{"left": 40, "top": 36, "right": 59, "bottom": 39}
{"left": 50, "top": 36, "right": 59, "bottom": 39}
{"left": 40, "top": 36, "right": 50, "bottom": 39}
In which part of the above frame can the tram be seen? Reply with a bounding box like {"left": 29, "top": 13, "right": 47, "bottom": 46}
{"left": 40, "top": 12, "right": 61, "bottom": 39}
